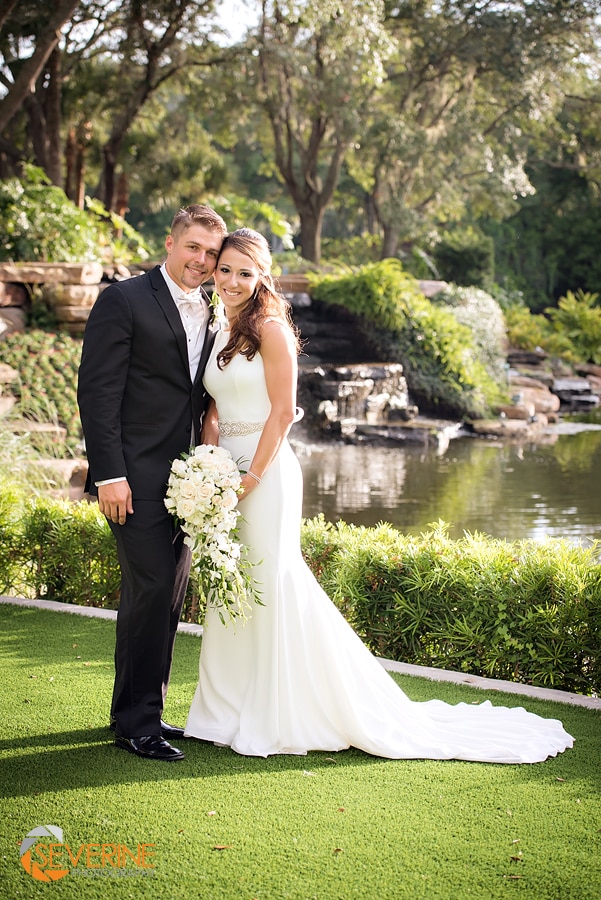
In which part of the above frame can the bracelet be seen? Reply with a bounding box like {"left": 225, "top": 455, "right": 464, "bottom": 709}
{"left": 247, "top": 470, "right": 262, "bottom": 484}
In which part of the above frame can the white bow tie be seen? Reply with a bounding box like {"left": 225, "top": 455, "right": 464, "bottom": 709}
{"left": 175, "top": 292, "right": 205, "bottom": 319}
{"left": 176, "top": 291, "right": 203, "bottom": 304}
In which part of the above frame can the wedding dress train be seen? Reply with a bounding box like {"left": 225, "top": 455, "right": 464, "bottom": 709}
{"left": 185, "top": 331, "right": 574, "bottom": 763}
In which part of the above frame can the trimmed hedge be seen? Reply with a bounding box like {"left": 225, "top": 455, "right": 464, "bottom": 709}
{"left": 301, "top": 516, "right": 601, "bottom": 696}
{"left": 1, "top": 488, "right": 599, "bottom": 696}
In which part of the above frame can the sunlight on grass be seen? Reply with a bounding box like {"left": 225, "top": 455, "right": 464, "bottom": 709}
{"left": 1, "top": 603, "right": 599, "bottom": 899}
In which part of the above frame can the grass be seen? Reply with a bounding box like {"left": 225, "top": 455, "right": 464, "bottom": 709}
{"left": 1, "top": 601, "right": 600, "bottom": 899}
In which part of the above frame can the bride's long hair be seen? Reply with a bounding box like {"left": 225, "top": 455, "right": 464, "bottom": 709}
{"left": 216, "top": 228, "right": 300, "bottom": 368}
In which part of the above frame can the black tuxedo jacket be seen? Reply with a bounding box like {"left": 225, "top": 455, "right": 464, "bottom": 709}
{"left": 77, "top": 266, "right": 217, "bottom": 501}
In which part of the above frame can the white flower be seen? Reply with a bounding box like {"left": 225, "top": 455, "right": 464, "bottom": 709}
{"left": 171, "top": 458, "right": 188, "bottom": 476}
{"left": 176, "top": 498, "right": 196, "bottom": 519}
{"left": 164, "top": 444, "right": 260, "bottom": 623}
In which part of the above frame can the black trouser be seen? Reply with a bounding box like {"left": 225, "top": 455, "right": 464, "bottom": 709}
{"left": 108, "top": 500, "right": 190, "bottom": 737}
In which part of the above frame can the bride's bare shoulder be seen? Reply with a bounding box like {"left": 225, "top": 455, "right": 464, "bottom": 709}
{"left": 259, "top": 317, "right": 297, "bottom": 351}
{"left": 260, "top": 317, "right": 292, "bottom": 336}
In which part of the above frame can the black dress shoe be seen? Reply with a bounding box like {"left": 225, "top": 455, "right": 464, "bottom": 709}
{"left": 160, "top": 720, "right": 185, "bottom": 739}
{"left": 114, "top": 734, "right": 185, "bottom": 761}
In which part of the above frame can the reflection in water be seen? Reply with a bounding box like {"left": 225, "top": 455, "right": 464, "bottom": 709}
{"left": 292, "top": 426, "right": 601, "bottom": 545}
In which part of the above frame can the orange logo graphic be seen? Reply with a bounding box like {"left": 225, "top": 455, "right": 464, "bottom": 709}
{"left": 20, "top": 825, "right": 70, "bottom": 882}
{"left": 19, "top": 824, "right": 156, "bottom": 881}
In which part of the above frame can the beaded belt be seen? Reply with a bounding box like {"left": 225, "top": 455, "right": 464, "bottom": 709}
{"left": 218, "top": 420, "right": 265, "bottom": 436}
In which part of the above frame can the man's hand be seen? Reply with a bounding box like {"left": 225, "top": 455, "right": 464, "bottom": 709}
{"left": 98, "top": 481, "right": 134, "bottom": 525}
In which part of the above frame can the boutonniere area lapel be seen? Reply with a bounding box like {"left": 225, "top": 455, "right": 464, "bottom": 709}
{"left": 208, "top": 291, "right": 226, "bottom": 328}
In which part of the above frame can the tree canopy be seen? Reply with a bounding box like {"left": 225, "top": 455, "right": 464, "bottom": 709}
{"left": 1, "top": 0, "right": 601, "bottom": 305}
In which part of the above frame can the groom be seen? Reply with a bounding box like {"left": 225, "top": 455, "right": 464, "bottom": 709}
{"left": 78, "top": 204, "right": 227, "bottom": 761}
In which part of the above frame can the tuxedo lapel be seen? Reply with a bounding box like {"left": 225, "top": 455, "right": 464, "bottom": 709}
{"left": 148, "top": 266, "right": 190, "bottom": 375}
{"left": 194, "top": 310, "right": 218, "bottom": 387}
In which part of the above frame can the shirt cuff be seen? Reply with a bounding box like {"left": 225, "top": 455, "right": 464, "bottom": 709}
{"left": 95, "top": 477, "right": 127, "bottom": 486}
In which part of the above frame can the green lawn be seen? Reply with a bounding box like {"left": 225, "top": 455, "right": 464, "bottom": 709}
{"left": 1, "top": 602, "right": 600, "bottom": 899}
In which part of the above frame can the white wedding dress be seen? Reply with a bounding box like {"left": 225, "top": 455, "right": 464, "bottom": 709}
{"left": 185, "top": 331, "right": 574, "bottom": 763}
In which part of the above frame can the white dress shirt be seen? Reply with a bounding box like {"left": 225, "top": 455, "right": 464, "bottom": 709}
{"left": 160, "top": 263, "right": 208, "bottom": 381}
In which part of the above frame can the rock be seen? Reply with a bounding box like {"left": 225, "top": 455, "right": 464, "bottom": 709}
{"left": 552, "top": 376, "right": 600, "bottom": 410}
{"left": 7, "top": 420, "right": 67, "bottom": 446}
{"left": 575, "top": 362, "right": 601, "bottom": 379}
{"left": 418, "top": 280, "right": 449, "bottom": 297}
{"left": 509, "top": 373, "right": 552, "bottom": 391}
{"left": 0, "top": 396, "right": 15, "bottom": 417}
{"left": 519, "top": 386, "right": 560, "bottom": 415}
{"left": 30, "top": 458, "right": 88, "bottom": 500}
{"left": 0, "top": 362, "right": 18, "bottom": 384}
{"left": 497, "top": 403, "right": 535, "bottom": 421}
{"left": 507, "top": 348, "right": 547, "bottom": 366}
{"left": 102, "top": 264, "right": 132, "bottom": 282}
{"left": 585, "top": 374, "right": 601, "bottom": 395}
{"left": 553, "top": 377, "right": 593, "bottom": 395}
{"left": 0, "top": 262, "right": 103, "bottom": 284}
{"left": 0, "top": 307, "right": 26, "bottom": 337}
{"left": 0, "top": 282, "right": 29, "bottom": 307}
{"left": 469, "top": 418, "right": 545, "bottom": 438}
{"left": 43, "top": 284, "right": 100, "bottom": 308}
{"left": 50, "top": 305, "right": 96, "bottom": 322}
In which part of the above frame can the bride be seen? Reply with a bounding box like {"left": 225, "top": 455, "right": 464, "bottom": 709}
{"left": 185, "top": 228, "right": 573, "bottom": 764}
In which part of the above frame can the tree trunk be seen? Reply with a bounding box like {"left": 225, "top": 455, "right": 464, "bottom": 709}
{"left": 0, "top": 0, "right": 79, "bottom": 134}
{"left": 24, "top": 94, "right": 48, "bottom": 171}
{"left": 298, "top": 206, "right": 325, "bottom": 264}
{"left": 75, "top": 141, "right": 87, "bottom": 210}
{"left": 101, "top": 140, "right": 121, "bottom": 211}
{"left": 44, "top": 49, "right": 63, "bottom": 186}
{"left": 65, "top": 129, "right": 76, "bottom": 200}
{"left": 381, "top": 224, "right": 400, "bottom": 260}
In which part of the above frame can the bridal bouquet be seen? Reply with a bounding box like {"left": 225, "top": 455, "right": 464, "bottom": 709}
{"left": 164, "top": 444, "right": 259, "bottom": 623}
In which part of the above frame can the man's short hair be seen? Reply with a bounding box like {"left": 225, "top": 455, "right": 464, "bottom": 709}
{"left": 171, "top": 205, "right": 227, "bottom": 238}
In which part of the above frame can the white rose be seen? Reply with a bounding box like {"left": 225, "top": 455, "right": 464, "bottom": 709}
{"left": 171, "top": 458, "right": 188, "bottom": 476}
{"left": 176, "top": 498, "right": 196, "bottom": 519}
{"left": 198, "top": 482, "right": 215, "bottom": 500}
{"left": 219, "top": 488, "right": 239, "bottom": 512}
{"left": 177, "top": 481, "right": 198, "bottom": 499}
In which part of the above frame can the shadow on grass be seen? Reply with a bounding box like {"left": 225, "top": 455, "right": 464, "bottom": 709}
{"left": 2, "top": 602, "right": 599, "bottom": 803}
{"left": 0, "top": 725, "right": 396, "bottom": 799}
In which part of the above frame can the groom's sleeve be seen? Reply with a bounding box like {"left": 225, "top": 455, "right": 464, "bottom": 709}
{"left": 77, "top": 284, "right": 133, "bottom": 483}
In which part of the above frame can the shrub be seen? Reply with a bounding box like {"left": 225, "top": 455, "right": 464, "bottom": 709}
{"left": 19, "top": 496, "right": 120, "bottom": 607}
{"left": 307, "top": 259, "right": 505, "bottom": 419}
{"left": 0, "top": 164, "right": 150, "bottom": 263}
{"left": 301, "top": 517, "right": 601, "bottom": 695}
{"left": 0, "top": 329, "right": 82, "bottom": 451}
{"left": 545, "top": 289, "right": 601, "bottom": 365}
{"left": 431, "top": 227, "right": 495, "bottom": 288}
{"left": 1, "top": 488, "right": 599, "bottom": 694}
{"left": 431, "top": 285, "right": 509, "bottom": 385}
{"left": 505, "top": 289, "right": 601, "bottom": 365}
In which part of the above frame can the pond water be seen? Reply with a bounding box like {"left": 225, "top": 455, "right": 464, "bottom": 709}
{"left": 292, "top": 422, "right": 601, "bottom": 546}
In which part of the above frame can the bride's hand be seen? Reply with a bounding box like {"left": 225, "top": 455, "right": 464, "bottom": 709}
{"left": 238, "top": 472, "right": 260, "bottom": 502}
